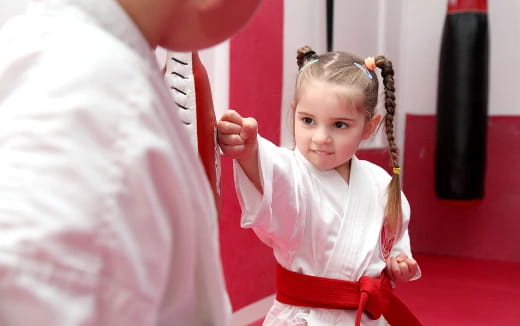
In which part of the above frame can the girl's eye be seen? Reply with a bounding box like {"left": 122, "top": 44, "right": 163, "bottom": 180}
{"left": 302, "top": 117, "right": 314, "bottom": 125}
{"left": 334, "top": 121, "right": 347, "bottom": 128}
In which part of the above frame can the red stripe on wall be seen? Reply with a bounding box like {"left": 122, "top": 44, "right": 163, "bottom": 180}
{"left": 403, "top": 115, "right": 520, "bottom": 262}
{"left": 357, "top": 149, "right": 391, "bottom": 175}
{"left": 220, "top": 0, "right": 283, "bottom": 311}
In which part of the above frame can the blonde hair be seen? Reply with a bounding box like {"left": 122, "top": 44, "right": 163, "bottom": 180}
{"left": 295, "top": 45, "right": 403, "bottom": 236}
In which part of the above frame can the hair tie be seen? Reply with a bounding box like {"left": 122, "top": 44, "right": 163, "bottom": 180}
{"left": 304, "top": 50, "right": 317, "bottom": 60}
{"left": 354, "top": 62, "right": 372, "bottom": 80}
{"left": 393, "top": 167, "right": 401, "bottom": 175}
{"left": 299, "top": 58, "right": 319, "bottom": 72}
{"left": 364, "top": 56, "right": 376, "bottom": 71}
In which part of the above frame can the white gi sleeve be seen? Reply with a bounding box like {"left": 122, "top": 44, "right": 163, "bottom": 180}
{"left": 234, "top": 136, "right": 305, "bottom": 252}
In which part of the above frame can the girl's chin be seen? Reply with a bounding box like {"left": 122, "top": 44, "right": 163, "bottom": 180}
{"left": 308, "top": 159, "right": 335, "bottom": 171}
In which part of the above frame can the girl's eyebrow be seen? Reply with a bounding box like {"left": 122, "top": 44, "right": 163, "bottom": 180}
{"left": 297, "top": 111, "right": 355, "bottom": 122}
{"left": 333, "top": 117, "right": 356, "bottom": 122}
{"left": 295, "top": 111, "right": 356, "bottom": 122}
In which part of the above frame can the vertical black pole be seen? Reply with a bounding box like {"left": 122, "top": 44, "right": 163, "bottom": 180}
{"left": 435, "top": 0, "right": 489, "bottom": 200}
{"left": 326, "top": 0, "right": 333, "bottom": 52}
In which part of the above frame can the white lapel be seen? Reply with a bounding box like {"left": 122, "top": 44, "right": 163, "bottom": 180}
{"left": 323, "top": 156, "right": 385, "bottom": 281}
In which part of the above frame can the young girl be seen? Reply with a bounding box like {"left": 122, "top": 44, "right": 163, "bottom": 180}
{"left": 218, "top": 46, "right": 421, "bottom": 325}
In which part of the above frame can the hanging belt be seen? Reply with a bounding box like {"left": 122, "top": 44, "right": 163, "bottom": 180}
{"left": 275, "top": 263, "right": 422, "bottom": 326}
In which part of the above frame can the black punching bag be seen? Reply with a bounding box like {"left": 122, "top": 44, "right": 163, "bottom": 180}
{"left": 326, "top": 0, "right": 334, "bottom": 52}
{"left": 435, "top": 0, "right": 489, "bottom": 200}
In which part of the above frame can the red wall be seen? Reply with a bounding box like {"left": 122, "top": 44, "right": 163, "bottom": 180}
{"left": 403, "top": 115, "right": 520, "bottom": 263}
{"left": 219, "top": 0, "right": 282, "bottom": 311}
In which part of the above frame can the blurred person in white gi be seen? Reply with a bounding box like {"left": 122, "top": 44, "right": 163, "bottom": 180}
{"left": 0, "top": 0, "right": 261, "bottom": 324}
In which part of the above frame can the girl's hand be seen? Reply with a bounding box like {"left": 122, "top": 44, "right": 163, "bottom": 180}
{"left": 217, "top": 110, "right": 258, "bottom": 161}
{"left": 218, "top": 110, "right": 263, "bottom": 193}
{"left": 385, "top": 253, "right": 419, "bottom": 283}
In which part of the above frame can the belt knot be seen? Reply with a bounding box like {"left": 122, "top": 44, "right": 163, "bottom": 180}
{"left": 355, "top": 276, "right": 383, "bottom": 325}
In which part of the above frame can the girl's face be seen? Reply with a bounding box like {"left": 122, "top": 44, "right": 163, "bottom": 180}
{"left": 293, "top": 80, "right": 380, "bottom": 180}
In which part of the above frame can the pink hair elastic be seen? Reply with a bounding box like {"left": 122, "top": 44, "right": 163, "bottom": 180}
{"left": 364, "top": 57, "right": 376, "bottom": 71}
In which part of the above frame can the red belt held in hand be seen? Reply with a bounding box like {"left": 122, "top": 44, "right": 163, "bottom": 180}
{"left": 275, "top": 263, "right": 421, "bottom": 326}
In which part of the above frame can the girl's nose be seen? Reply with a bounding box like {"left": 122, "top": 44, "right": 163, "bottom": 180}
{"left": 312, "top": 128, "right": 332, "bottom": 144}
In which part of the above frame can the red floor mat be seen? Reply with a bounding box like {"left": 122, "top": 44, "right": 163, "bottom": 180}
{"left": 395, "top": 254, "right": 520, "bottom": 325}
{"left": 239, "top": 254, "right": 520, "bottom": 325}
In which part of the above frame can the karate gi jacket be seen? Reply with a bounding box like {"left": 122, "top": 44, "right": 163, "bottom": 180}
{"left": 235, "top": 137, "right": 420, "bottom": 325}
{"left": 0, "top": 0, "right": 231, "bottom": 325}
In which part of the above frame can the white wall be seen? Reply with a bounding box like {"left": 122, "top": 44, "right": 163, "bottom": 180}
{"left": 325, "top": 0, "right": 520, "bottom": 155}
{"left": 482, "top": 0, "right": 520, "bottom": 114}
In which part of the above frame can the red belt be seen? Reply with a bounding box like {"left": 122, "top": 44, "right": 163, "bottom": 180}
{"left": 275, "top": 263, "right": 421, "bottom": 326}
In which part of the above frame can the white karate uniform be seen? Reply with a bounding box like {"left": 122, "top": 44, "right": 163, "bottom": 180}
{"left": 234, "top": 137, "right": 419, "bottom": 326}
{"left": 0, "top": 0, "right": 231, "bottom": 325}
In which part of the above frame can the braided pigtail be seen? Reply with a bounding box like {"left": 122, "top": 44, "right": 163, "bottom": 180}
{"left": 374, "top": 55, "right": 402, "bottom": 238}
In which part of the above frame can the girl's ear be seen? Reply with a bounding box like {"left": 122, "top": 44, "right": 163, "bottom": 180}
{"left": 362, "top": 114, "right": 382, "bottom": 140}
